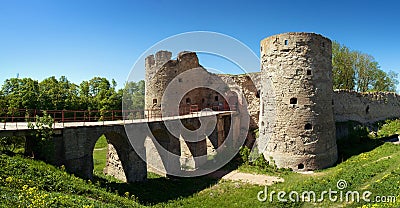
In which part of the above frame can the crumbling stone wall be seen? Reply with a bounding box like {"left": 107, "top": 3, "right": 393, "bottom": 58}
{"left": 145, "top": 51, "right": 202, "bottom": 116}
{"left": 104, "top": 143, "right": 127, "bottom": 182}
{"left": 259, "top": 32, "right": 338, "bottom": 171}
{"left": 217, "top": 73, "right": 260, "bottom": 130}
{"left": 333, "top": 90, "right": 400, "bottom": 123}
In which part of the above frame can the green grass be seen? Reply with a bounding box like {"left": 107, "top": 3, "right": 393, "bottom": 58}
{"left": 0, "top": 154, "right": 142, "bottom": 207}
{"left": 95, "top": 135, "right": 108, "bottom": 149}
{"left": 93, "top": 135, "right": 108, "bottom": 174}
{"left": 1, "top": 120, "right": 400, "bottom": 207}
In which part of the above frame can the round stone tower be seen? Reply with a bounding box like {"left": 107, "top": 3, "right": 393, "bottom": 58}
{"left": 259, "top": 32, "right": 337, "bottom": 171}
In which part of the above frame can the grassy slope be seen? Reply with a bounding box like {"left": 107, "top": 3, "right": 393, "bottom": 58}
{"left": 0, "top": 154, "right": 142, "bottom": 207}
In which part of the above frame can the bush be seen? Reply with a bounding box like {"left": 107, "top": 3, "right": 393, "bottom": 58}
{"left": 26, "top": 111, "right": 55, "bottom": 161}
{"left": 239, "top": 146, "right": 251, "bottom": 165}
{"left": 238, "top": 146, "right": 289, "bottom": 174}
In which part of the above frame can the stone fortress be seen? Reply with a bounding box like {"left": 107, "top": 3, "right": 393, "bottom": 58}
{"left": 105, "top": 32, "right": 400, "bottom": 179}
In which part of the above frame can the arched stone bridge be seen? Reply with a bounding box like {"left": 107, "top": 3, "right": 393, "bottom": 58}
{"left": 0, "top": 111, "right": 237, "bottom": 182}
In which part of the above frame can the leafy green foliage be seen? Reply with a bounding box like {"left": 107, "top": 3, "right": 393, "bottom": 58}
{"left": 26, "top": 111, "right": 55, "bottom": 161}
{"left": 332, "top": 41, "right": 356, "bottom": 90}
{"left": 332, "top": 41, "right": 398, "bottom": 92}
{"left": 122, "top": 80, "right": 145, "bottom": 120}
{"left": 28, "top": 111, "right": 54, "bottom": 141}
{"left": 0, "top": 76, "right": 145, "bottom": 119}
{"left": 238, "top": 146, "right": 290, "bottom": 176}
{"left": 376, "top": 119, "right": 400, "bottom": 138}
{"left": 0, "top": 136, "right": 25, "bottom": 154}
{"left": 1, "top": 78, "right": 40, "bottom": 110}
{"left": 239, "top": 146, "right": 251, "bottom": 165}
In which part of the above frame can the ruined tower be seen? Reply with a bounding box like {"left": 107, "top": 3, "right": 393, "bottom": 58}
{"left": 259, "top": 32, "right": 337, "bottom": 171}
{"left": 145, "top": 50, "right": 172, "bottom": 114}
{"left": 144, "top": 51, "right": 202, "bottom": 114}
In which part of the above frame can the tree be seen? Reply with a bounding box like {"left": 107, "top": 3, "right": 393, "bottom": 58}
{"left": 58, "top": 76, "right": 80, "bottom": 110}
{"left": 0, "top": 91, "right": 6, "bottom": 116}
{"left": 354, "top": 52, "right": 378, "bottom": 92}
{"left": 123, "top": 80, "right": 145, "bottom": 110}
{"left": 1, "top": 78, "right": 39, "bottom": 120}
{"left": 77, "top": 77, "right": 123, "bottom": 119}
{"left": 38, "top": 76, "right": 61, "bottom": 110}
{"left": 0, "top": 136, "right": 25, "bottom": 154}
{"left": 332, "top": 41, "right": 356, "bottom": 90}
{"left": 332, "top": 41, "right": 398, "bottom": 92}
{"left": 79, "top": 80, "right": 91, "bottom": 110}
{"left": 370, "top": 70, "right": 399, "bottom": 92}
{"left": 386, "top": 71, "right": 399, "bottom": 92}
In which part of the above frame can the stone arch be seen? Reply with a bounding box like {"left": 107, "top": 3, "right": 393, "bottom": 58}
{"left": 83, "top": 126, "right": 146, "bottom": 183}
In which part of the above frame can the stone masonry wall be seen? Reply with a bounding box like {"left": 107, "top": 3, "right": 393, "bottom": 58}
{"left": 211, "top": 74, "right": 400, "bottom": 127}
{"left": 333, "top": 90, "right": 400, "bottom": 123}
{"left": 145, "top": 51, "right": 200, "bottom": 115}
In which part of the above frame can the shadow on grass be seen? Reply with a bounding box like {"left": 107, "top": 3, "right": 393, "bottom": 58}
{"left": 93, "top": 174, "right": 219, "bottom": 205}
{"left": 336, "top": 122, "right": 385, "bottom": 164}
{"left": 337, "top": 136, "right": 384, "bottom": 164}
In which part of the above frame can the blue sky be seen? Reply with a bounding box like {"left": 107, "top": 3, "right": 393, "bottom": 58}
{"left": 1, "top": 0, "right": 400, "bottom": 89}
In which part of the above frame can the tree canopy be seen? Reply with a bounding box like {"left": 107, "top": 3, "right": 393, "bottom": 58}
{"left": 332, "top": 41, "right": 398, "bottom": 92}
{"left": 0, "top": 76, "right": 145, "bottom": 113}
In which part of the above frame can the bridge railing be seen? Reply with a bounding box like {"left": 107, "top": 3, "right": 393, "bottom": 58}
{"left": 0, "top": 109, "right": 144, "bottom": 123}
{"left": 0, "top": 104, "right": 237, "bottom": 128}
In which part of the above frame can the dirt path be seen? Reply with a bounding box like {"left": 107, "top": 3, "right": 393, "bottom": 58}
{"left": 208, "top": 170, "right": 284, "bottom": 186}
